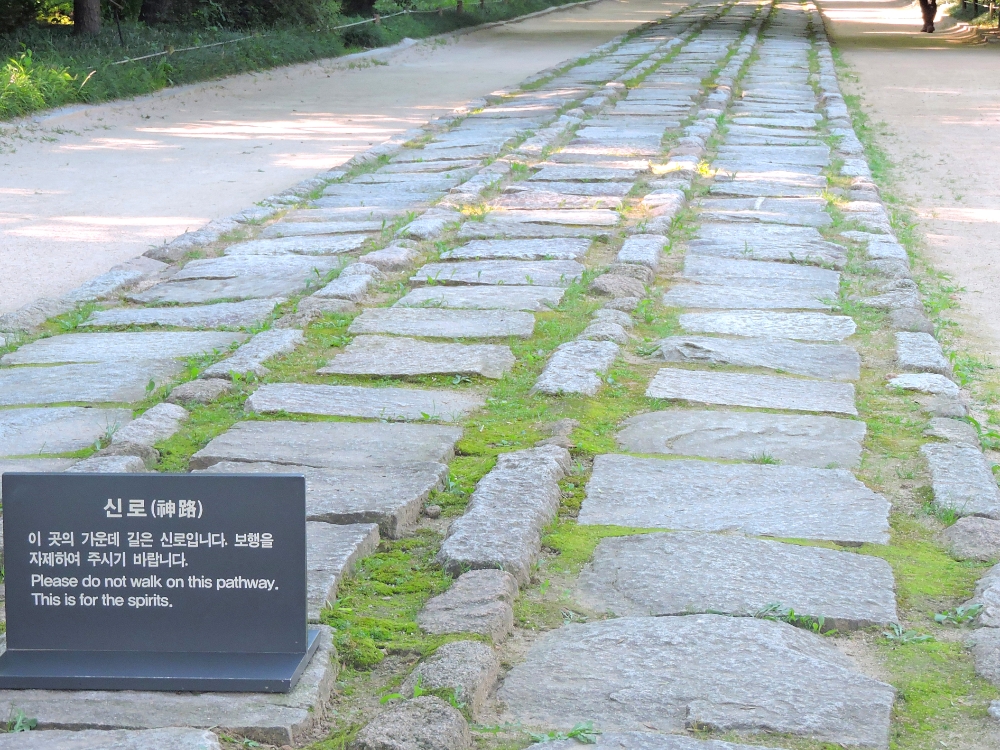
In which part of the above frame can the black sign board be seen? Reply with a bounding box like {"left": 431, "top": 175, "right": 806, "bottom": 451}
{"left": 0, "top": 473, "right": 317, "bottom": 693}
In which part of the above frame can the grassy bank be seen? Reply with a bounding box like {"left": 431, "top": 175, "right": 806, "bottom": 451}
{"left": 0, "top": 0, "right": 583, "bottom": 120}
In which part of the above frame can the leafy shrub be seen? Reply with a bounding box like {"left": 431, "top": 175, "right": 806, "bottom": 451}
{"left": 0, "top": 0, "right": 39, "bottom": 33}
{"left": 0, "top": 49, "right": 75, "bottom": 118}
{"left": 340, "top": 20, "right": 385, "bottom": 47}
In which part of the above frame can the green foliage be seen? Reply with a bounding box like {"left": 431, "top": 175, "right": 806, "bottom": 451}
{"left": 883, "top": 622, "right": 933, "bottom": 645}
{"left": 753, "top": 602, "right": 836, "bottom": 635}
{"left": 0, "top": 49, "right": 74, "bottom": 118}
{"left": 933, "top": 603, "right": 982, "bottom": 626}
{"left": 0, "top": 0, "right": 37, "bottom": 33}
{"left": 528, "top": 722, "right": 600, "bottom": 745}
{"left": 5, "top": 709, "right": 36, "bottom": 732}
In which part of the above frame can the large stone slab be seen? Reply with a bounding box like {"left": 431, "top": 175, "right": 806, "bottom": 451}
{"left": 437, "top": 446, "right": 569, "bottom": 585}
{"left": 261, "top": 221, "right": 381, "bottom": 238}
{"left": 896, "top": 332, "right": 952, "bottom": 375}
{"left": 682, "top": 255, "right": 840, "bottom": 295}
{"left": 84, "top": 300, "right": 281, "bottom": 329}
{"left": 689, "top": 223, "right": 847, "bottom": 267}
{"left": 580, "top": 454, "right": 890, "bottom": 544}
{"left": 942, "top": 516, "right": 1000, "bottom": 561}
{"left": 655, "top": 335, "right": 860, "bottom": 381}
{"left": 617, "top": 234, "right": 665, "bottom": 269}
{"left": 246, "top": 383, "right": 483, "bottom": 422}
{"left": 922, "top": 443, "right": 1000, "bottom": 518}
{"left": 131, "top": 256, "right": 342, "bottom": 304}
{"left": 1, "top": 332, "right": 246, "bottom": 365}
{"left": 577, "top": 533, "right": 897, "bottom": 628}
{"left": 0, "top": 458, "right": 78, "bottom": 497}
{"left": 458, "top": 219, "right": 612, "bottom": 240}
{"left": 524, "top": 734, "right": 783, "bottom": 750}
{"left": 0, "top": 728, "right": 221, "bottom": 749}
{"left": 320, "top": 336, "right": 515, "bottom": 379}
{"left": 307, "top": 521, "right": 379, "bottom": 621}
{"left": 968, "top": 628, "right": 1000, "bottom": 689}
{"left": 413, "top": 260, "right": 583, "bottom": 287}
{"left": 664, "top": 283, "right": 832, "bottom": 310}
{"left": 352, "top": 696, "right": 470, "bottom": 750}
{"left": 402, "top": 640, "right": 499, "bottom": 721}
{"left": 349, "top": 309, "right": 535, "bottom": 339}
{"left": 617, "top": 409, "right": 865, "bottom": 468}
{"left": 499, "top": 616, "right": 893, "bottom": 747}
{"left": 440, "top": 239, "right": 590, "bottom": 261}
{"left": 888, "top": 373, "right": 959, "bottom": 397}
{"left": 200, "top": 461, "right": 444, "bottom": 538}
{"left": 223, "top": 235, "right": 368, "bottom": 256}
{"left": 511, "top": 181, "right": 632, "bottom": 197}
{"left": 493, "top": 192, "right": 623, "bottom": 210}
{"left": 531, "top": 165, "right": 642, "bottom": 181}
{"left": 417, "top": 569, "right": 518, "bottom": 642}
{"left": 534, "top": 340, "right": 620, "bottom": 397}
{"left": 680, "top": 311, "right": 856, "bottom": 341}
{"left": 190, "top": 420, "right": 461, "bottom": 471}
{"left": 0, "top": 360, "right": 183, "bottom": 406}
{"left": 646, "top": 368, "right": 857, "bottom": 415}
{"left": 394, "top": 286, "right": 565, "bottom": 311}
{"left": 489, "top": 209, "right": 619, "bottom": 227}
{"left": 0, "top": 407, "right": 131, "bottom": 456}
{"left": 967, "top": 563, "right": 1000, "bottom": 628}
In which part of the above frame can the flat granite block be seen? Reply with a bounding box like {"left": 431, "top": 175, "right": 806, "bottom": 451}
{"left": 261, "top": 221, "right": 381, "bottom": 238}
{"left": 942, "top": 516, "right": 1000, "bottom": 561}
{"left": 413, "top": 260, "right": 584, "bottom": 287}
{"left": 689, "top": 223, "right": 846, "bottom": 267}
{"left": 1, "top": 331, "right": 246, "bottom": 365}
{"left": 530, "top": 165, "right": 642, "bottom": 181}
{"left": 617, "top": 409, "right": 865, "bottom": 468}
{"left": 0, "top": 407, "right": 131, "bottom": 457}
{"left": 403, "top": 640, "right": 499, "bottom": 721}
{"left": 223, "top": 235, "right": 368, "bottom": 256}
{"left": 190, "top": 420, "right": 462, "bottom": 471}
{"left": 394, "top": 286, "right": 565, "bottom": 312}
{"left": 888, "top": 373, "right": 959, "bottom": 397}
{"left": 65, "top": 455, "right": 147, "bottom": 472}
{"left": 200, "top": 329, "right": 304, "bottom": 379}
{"left": 896, "top": 332, "right": 952, "bottom": 375}
{"left": 499, "top": 616, "right": 893, "bottom": 748}
{"left": 84, "top": 300, "right": 281, "bottom": 329}
{"left": 922, "top": 443, "right": 1000, "bottom": 519}
{"left": 0, "top": 728, "right": 221, "bottom": 749}
{"left": 0, "top": 627, "right": 338, "bottom": 746}
{"left": 646, "top": 368, "right": 857, "bottom": 415}
{"left": 458, "top": 219, "right": 612, "bottom": 240}
{"left": 655, "top": 335, "right": 859, "bottom": 381}
{"left": 680, "top": 311, "right": 856, "bottom": 341}
{"left": 0, "top": 361, "right": 183, "bottom": 406}
{"left": 489, "top": 209, "right": 620, "bottom": 227}
{"left": 524, "top": 733, "right": 784, "bottom": 750}
{"left": 440, "top": 239, "right": 590, "bottom": 261}
{"left": 200, "top": 461, "right": 444, "bottom": 539}
{"left": 683, "top": 255, "right": 840, "bottom": 294}
{"left": 437, "top": 446, "right": 569, "bottom": 585}
{"left": 349, "top": 308, "right": 535, "bottom": 339}
{"left": 580, "top": 454, "right": 890, "bottom": 544}
{"left": 307, "top": 521, "right": 379, "bottom": 621}
{"left": 617, "top": 235, "right": 665, "bottom": 269}
{"left": 246, "top": 383, "right": 483, "bottom": 422}
{"left": 577, "top": 532, "right": 897, "bottom": 629}
{"left": 417, "top": 569, "right": 519, "bottom": 642}
{"left": 352, "top": 696, "right": 470, "bottom": 750}
{"left": 664, "top": 284, "right": 832, "bottom": 310}
{"left": 109, "top": 402, "right": 187, "bottom": 452}
{"left": 533, "top": 340, "right": 620, "bottom": 397}
{"left": 320, "top": 336, "right": 515, "bottom": 379}
{"left": 969, "top": 628, "right": 1000, "bottom": 689}
{"left": 0, "top": 458, "right": 78, "bottom": 496}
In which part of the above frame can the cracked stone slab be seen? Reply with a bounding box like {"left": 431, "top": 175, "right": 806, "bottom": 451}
{"left": 83, "top": 300, "right": 282, "bottom": 329}
{"left": 320, "top": 335, "right": 514, "bottom": 379}
{"left": 655, "top": 335, "right": 859, "bottom": 381}
{"left": 896, "top": 332, "right": 952, "bottom": 375}
{"left": 580, "top": 454, "right": 890, "bottom": 544}
{"left": 617, "top": 409, "right": 865, "bottom": 468}
{"left": 200, "top": 329, "right": 303, "bottom": 379}
{"left": 646, "top": 368, "right": 857, "bottom": 415}
{"left": 349, "top": 308, "right": 535, "bottom": 339}
{"left": 922, "top": 443, "right": 1000, "bottom": 518}
{"left": 534, "top": 340, "right": 620, "bottom": 396}
{"left": 413, "top": 260, "right": 583, "bottom": 287}
{"left": 223, "top": 235, "right": 369, "bottom": 256}
{"left": 394, "top": 286, "right": 564, "bottom": 311}
{"left": 418, "top": 569, "right": 519, "bottom": 642}
{"left": 437, "top": 446, "right": 569, "bottom": 585}
{"left": 888, "top": 373, "right": 960, "bottom": 397}
{"left": 403, "top": 640, "right": 499, "bottom": 721}
{"left": 246, "top": 383, "right": 483, "bottom": 422}
{"left": 0, "top": 627, "right": 337, "bottom": 746}
{"left": 680, "top": 311, "right": 856, "bottom": 341}
{"left": 1, "top": 332, "right": 246, "bottom": 365}
{"left": 200, "top": 461, "right": 444, "bottom": 539}
{"left": 0, "top": 360, "right": 184, "bottom": 406}
{"left": 942, "top": 517, "right": 1000, "bottom": 561}
{"left": 0, "top": 728, "right": 221, "bottom": 749}
{"left": 499, "top": 615, "right": 893, "bottom": 748}
{"left": 440, "top": 239, "right": 590, "bottom": 261}
{"left": 307, "top": 521, "right": 379, "bottom": 621}
{"left": 682, "top": 255, "right": 841, "bottom": 295}
{"left": 0, "top": 407, "right": 131, "bottom": 457}
{"left": 664, "top": 284, "right": 833, "bottom": 310}
{"left": 689, "top": 223, "right": 847, "bottom": 267}
{"left": 577, "top": 533, "right": 897, "bottom": 629}
{"left": 190, "top": 420, "right": 461, "bottom": 471}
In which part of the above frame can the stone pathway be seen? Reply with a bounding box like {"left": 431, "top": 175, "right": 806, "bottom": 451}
{"left": 2, "top": 0, "right": 999, "bottom": 746}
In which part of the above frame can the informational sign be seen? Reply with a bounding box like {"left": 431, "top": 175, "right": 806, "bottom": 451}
{"left": 0, "top": 472, "right": 317, "bottom": 692}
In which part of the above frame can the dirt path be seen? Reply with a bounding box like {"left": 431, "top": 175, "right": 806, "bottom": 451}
{"left": 818, "top": 0, "right": 1000, "bottom": 361}
{"left": 0, "top": 0, "right": 690, "bottom": 314}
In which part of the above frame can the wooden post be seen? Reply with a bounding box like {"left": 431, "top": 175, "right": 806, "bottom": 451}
{"left": 374, "top": 12, "right": 380, "bottom": 24}
{"left": 456, "top": 0, "right": 464, "bottom": 12}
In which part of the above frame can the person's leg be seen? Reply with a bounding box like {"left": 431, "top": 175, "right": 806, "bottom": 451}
{"left": 927, "top": 0, "right": 938, "bottom": 32}
{"left": 918, "top": 0, "right": 932, "bottom": 31}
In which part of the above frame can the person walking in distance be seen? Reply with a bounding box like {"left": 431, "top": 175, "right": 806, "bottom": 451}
{"left": 919, "top": 0, "right": 938, "bottom": 32}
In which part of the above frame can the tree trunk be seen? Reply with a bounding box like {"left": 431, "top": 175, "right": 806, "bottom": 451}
{"left": 74, "top": 0, "right": 101, "bottom": 34}
{"left": 139, "top": 0, "right": 174, "bottom": 25}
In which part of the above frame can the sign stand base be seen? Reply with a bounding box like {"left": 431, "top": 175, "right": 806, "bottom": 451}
{"left": 0, "top": 627, "right": 320, "bottom": 693}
